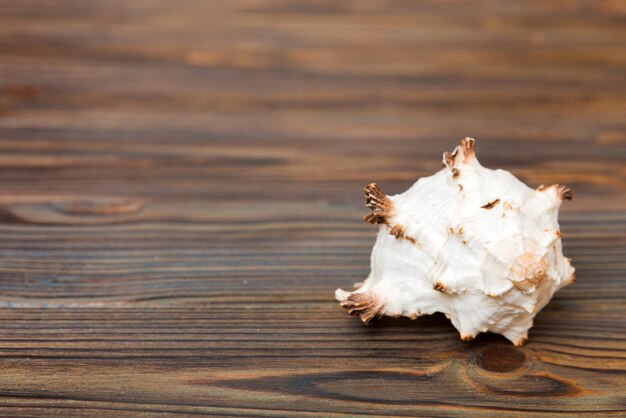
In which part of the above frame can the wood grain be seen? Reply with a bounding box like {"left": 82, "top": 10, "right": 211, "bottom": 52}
{"left": 0, "top": 0, "right": 625, "bottom": 416}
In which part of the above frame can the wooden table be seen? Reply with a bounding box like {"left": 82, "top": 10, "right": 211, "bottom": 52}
{"left": 0, "top": 1, "right": 625, "bottom": 416}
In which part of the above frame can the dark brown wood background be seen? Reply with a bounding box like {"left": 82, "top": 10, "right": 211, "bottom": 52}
{"left": 0, "top": 1, "right": 625, "bottom": 416}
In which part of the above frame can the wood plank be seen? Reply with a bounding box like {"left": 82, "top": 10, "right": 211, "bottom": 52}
{"left": 0, "top": 307, "right": 623, "bottom": 416}
{"left": 0, "top": 0, "right": 624, "bottom": 415}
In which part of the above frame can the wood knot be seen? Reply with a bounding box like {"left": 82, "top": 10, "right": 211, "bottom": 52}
{"left": 475, "top": 345, "right": 526, "bottom": 373}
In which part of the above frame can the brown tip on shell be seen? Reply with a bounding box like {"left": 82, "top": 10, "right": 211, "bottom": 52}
{"left": 514, "top": 337, "right": 528, "bottom": 347}
{"left": 390, "top": 224, "right": 405, "bottom": 239}
{"left": 460, "top": 137, "right": 476, "bottom": 158}
{"left": 389, "top": 224, "right": 419, "bottom": 244}
{"left": 538, "top": 184, "right": 573, "bottom": 202}
{"left": 555, "top": 230, "right": 562, "bottom": 239}
{"left": 452, "top": 168, "right": 460, "bottom": 178}
{"left": 568, "top": 272, "right": 576, "bottom": 284}
{"left": 340, "top": 292, "right": 383, "bottom": 324}
{"left": 363, "top": 183, "right": 394, "bottom": 224}
{"left": 433, "top": 281, "right": 447, "bottom": 293}
{"left": 443, "top": 137, "right": 476, "bottom": 168}
{"left": 557, "top": 185, "right": 573, "bottom": 201}
{"left": 363, "top": 213, "right": 381, "bottom": 224}
{"left": 442, "top": 151, "right": 455, "bottom": 168}
{"left": 481, "top": 198, "right": 500, "bottom": 210}
{"left": 458, "top": 184, "right": 463, "bottom": 191}
{"left": 461, "top": 335, "right": 475, "bottom": 342}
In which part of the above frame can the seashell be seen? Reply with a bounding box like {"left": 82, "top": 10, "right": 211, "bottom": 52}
{"left": 335, "top": 138, "right": 575, "bottom": 346}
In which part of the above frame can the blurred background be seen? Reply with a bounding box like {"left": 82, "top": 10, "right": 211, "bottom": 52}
{"left": 0, "top": 0, "right": 623, "bottom": 303}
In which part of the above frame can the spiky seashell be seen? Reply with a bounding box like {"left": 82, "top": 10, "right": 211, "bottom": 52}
{"left": 335, "top": 138, "right": 574, "bottom": 346}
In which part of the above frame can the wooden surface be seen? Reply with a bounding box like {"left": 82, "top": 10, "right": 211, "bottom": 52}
{"left": 0, "top": 1, "right": 625, "bottom": 416}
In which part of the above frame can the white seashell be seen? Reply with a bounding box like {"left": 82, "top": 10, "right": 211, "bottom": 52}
{"left": 335, "top": 138, "right": 575, "bottom": 346}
